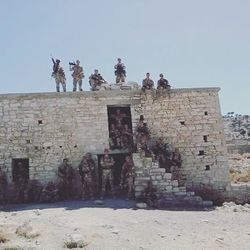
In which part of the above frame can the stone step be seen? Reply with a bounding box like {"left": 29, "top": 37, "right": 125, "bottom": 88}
{"left": 202, "top": 200, "right": 213, "bottom": 207}
{"left": 163, "top": 173, "right": 172, "bottom": 180}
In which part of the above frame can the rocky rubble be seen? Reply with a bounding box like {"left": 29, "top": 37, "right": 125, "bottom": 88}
{"left": 216, "top": 202, "right": 250, "bottom": 213}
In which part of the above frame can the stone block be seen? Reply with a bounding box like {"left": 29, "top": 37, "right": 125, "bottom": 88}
{"left": 135, "top": 186, "right": 146, "bottom": 192}
{"left": 155, "top": 175, "right": 162, "bottom": 181}
{"left": 172, "top": 180, "right": 178, "bottom": 187}
{"left": 164, "top": 173, "right": 172, "bottom": 180}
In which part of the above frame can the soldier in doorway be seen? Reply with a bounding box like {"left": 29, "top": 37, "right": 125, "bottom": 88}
{"left": 111, "top": 108, "right": 127, "bottom": 128}
{"left": 0, "top": 166, "right": 7, "bottom": 203}
{"left": 157, "top": 73, "right": 171, "bottom": 90}
{"left": 121, "top": 124, "right": 133, "bottom": 149}
{"left": 89, "top": 69, "right": 106, "bottom": 91}
{"left": 14, "top": 162, "right": 28, "bottom": 203}
{"left": 79, "top": 153, "right": 95, "bottom": 200}
{"left": 109, "top": 123, "right": 122, "bottom": 149}
{"left": 120, "top": 155, "right": 135, "bottom": 199}
{"left": 69, "top": 60, "right": 84, "bottom": 91}
{"left": 114, "top": 58, "right": 126, "bottom": 83}
{"left": 100, "top": 148, "right": 115, "bottom": 199}
{"left": 58, "top": 158, "right": 74, "bottom": 200}
{"left": 142, "top": 73, "right": 154, "bottom": 91}
{"left": 51, "top": 58, "right": 66, "bottom": 92}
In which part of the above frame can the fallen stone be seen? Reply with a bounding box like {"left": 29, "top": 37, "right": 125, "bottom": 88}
{"left": 64, "top": 233, "right": 88, "bottom": 249}
{"left": 94, "top": 200, "right": 104, "bottom": 205}
{"left": 16, "top": 222, "right": 40, "bottom": 239}
{"left": 136, "top": 203, "right": 147, "bottom": 209}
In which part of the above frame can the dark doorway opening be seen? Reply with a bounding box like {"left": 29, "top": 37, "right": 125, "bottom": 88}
{"left": 12, "top": 158, "right": 29, "bottom": 183}
{"left": 97, "top": 153, "right": 130, "bottom": 197}
{"left": 107, "top": 106, "right": 134, "bottom": 152}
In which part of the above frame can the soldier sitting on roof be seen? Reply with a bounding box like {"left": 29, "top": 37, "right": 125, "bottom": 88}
{"left": 142, "top": 73, "right": 154, "bottom": 91}
{"left": 157, "top": 73, "right": 171, "bottom": 90}
{"left": 89, "top": 69, "right": 106, "bottom": 91}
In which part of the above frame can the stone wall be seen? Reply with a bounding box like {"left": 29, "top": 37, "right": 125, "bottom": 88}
{"left": 133, "top": 89, "right": 229, "bottom": 191}
{"left": 225, "top": 183, "right": 250, "bottom": 203}
{"left": 0, "top": 88, "right": 229, "bottom": 191}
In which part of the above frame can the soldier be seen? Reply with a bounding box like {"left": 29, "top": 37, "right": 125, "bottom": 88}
{"left": 111, "top": 109, "right": 127, "bottom": 127}
{"left": 58, "top": 158, "right": 74, "bottom": 200}
{"left": 100, "top": 148, "right": 115, "bottom": 199}
{"left": 157, "top": 73, "right": 171, "bottom": 90}
{"left": 143, "top": 180, "right": 158, "bottom": 207}
{"left": 14, "top": 162, "right": 28, "bottom": 203}
{"left": 121, "top": 124, "right": 133, "bottom": 149}
{"left": 70, "top": 60, "right": 84, "bottom": 91}
{"left": 89, "top": 69, "right": 106, "bottom": 91}
{"left": 109, "top": 123, "right": 122, "bottom": 149}
{"left": 51, "top": 58, "right": 66, "bottom": 92}
{"left": 171, "top": 148, "right": 182, "bottom": 167}
{"left": 120, "top": 155, "right": 134, "bottom": 199}
{"left": 142, "top": 73, "right": 154, "bottom": 91}
{"left": 170, "top": 148, "right": 182, "bottom": 180}
{"left": 79, "top": 154, "right": 95, "bottom": 200}
{"left": 136, "top": 115, "right": 150, "bottom": 142}
{"left": 0, "top": 166, "right": 7, "bottom": 203}
{"left": 114, "top": 58, "right": 126, "bottom": 83}
{"left": 153, "top": 137, "right": 172, "bottom": 171}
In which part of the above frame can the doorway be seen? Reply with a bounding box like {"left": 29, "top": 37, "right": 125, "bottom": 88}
{"left": 107, "top": 106, "right": 134, "bottom": 151}
{"left": 12, "top": 158, "right": 29, "bottom": 183}
{"left": 97, "top": 153, "right": 130, "bottom": 197}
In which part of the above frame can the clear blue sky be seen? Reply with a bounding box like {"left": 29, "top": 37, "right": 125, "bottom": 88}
{"left": 0, "top": 0, "right": 249, "bottom": 115}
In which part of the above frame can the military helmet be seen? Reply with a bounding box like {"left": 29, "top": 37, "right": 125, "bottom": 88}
{"left": 159, "top": 73, "right": 163, "bottom": 77}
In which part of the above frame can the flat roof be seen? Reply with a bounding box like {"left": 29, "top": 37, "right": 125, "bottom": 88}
{"left": 0, "top": 87, "right": 220, "bottom": 99}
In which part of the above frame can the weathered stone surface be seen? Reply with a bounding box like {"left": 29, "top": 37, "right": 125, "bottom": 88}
{"left": 0, "top": 89, "right": 229, "bottom": 194}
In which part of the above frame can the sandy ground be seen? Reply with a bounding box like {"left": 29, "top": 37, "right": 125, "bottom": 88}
{"left": 0, "top": 200, "right": 250, "bottom": 250}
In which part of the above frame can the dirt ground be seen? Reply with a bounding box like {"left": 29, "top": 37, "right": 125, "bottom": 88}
{"left": 0, "top": 200, "right": 250, "bottom": 250}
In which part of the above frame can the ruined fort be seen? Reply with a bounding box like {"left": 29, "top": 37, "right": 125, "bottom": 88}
{"left": 0, "top": 87, "right": 236, "bottom": 205}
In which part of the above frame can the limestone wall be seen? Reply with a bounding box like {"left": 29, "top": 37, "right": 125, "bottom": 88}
{"left": 225, "top": 183, "right": 250, "bottom": 203}
{"left": 135, "top": 89, "right": 229, "bottom": 190}
{"left": 0, "top": 88, "right": 229, "bottom": 190}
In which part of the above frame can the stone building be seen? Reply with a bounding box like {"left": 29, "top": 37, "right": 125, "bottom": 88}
{"left": 0, "top": 88, "right": 229, "bottom": 201}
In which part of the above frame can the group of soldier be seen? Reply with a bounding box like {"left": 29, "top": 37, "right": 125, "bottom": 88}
{"left": 135, "top": 115, "right": 182, "bottom": 177}
{"left": 109, "top": 109, "right": 133, "bottom": 150}
{"left": 51, "top": 57, "right": 171, "bottom": 92}
{"left": 57, "top": 150, "right": 135, "bottom": 201}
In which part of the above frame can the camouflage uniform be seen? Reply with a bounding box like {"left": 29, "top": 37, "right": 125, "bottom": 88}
{"left": 58, "top": 159, "right": 74, "bottom": 200}
{"left": 89, "top": 70, "right": 105, "bottom": 91}
{"left": 121, "top": 125, "right": 133, "bottom": 149}
{"left": 109, "top": 125, "right": 122, "bottom": 149}
{"left": 157, "top": 75, "right": 171, "bottom": 90}
{"left": 114, "top": 58, "right": 126, "bottom": 83}
{"left": 51, "top": 59, "right": 66, "bottom": 92}
{"left": 170, "top": 148, "right": 182, "bottom": 180}
{"left": 100, "top": 153, "right": 115, "bottom": 198}
{"left": 79, "top": 155, "right": 95, "bottom": 200}
{"left": 120, "top": 156, "right": 134, "bottom": 198}
{"left": 70, "top": 60, "right": 84, "bottom": 91}
{"left": 142, "top": 73, "right": 154, "bottom": 91}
